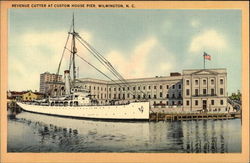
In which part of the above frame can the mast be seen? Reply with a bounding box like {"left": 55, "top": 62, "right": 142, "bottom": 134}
{"left": 71, "top": 13, "right": 77, "bottom": 87}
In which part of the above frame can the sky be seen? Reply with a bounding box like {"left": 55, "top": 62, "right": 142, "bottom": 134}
{"left": 8, "top": 9, "right": 242, "bottom": 94}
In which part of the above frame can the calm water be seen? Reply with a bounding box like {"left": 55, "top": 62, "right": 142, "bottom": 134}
{"left": 8, "top": 111, "right": 241, "bottom": 153}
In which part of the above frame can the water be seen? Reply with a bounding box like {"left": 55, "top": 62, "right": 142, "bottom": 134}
{"left": 7, "top": 111, "right": 241, "bottom": 153}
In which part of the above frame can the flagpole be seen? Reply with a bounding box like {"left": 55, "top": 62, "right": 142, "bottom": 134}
{"left": 203, "top": 52, "right": 205, "bottom": 69}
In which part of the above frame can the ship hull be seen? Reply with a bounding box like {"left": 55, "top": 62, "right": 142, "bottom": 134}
{"left": 17, "top": 102, "right": 150, "bottom": 120}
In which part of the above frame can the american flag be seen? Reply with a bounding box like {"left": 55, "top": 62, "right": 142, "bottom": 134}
{"left": 204, "top": 52, "right": 211, "bottom": 60}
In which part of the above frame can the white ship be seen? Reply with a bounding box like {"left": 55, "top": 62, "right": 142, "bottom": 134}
{"left": 17, "top": 15, "right": 150, "bottom": 120}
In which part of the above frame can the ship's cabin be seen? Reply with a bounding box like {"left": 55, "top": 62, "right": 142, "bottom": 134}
{"left": 49, "top": 86, "right": 95, "bottom": 106}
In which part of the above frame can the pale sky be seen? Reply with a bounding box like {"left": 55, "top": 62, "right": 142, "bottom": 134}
{"left": 8, "top": 9, "right": 242, "bottom": 94}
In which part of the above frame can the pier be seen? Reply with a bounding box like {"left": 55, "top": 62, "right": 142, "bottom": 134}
{"left": 149, "top": 112, "right": 241, "bottom": 121}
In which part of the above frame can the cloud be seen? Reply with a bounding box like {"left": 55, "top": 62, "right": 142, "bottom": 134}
{"left": 105, "top": 37, "right": 157, "bottom": 79}
{"left": 189, "top": 29, "right": 227, "bottom": 53}
{"left": 9, "top": 30, "right": 180, "bottom": 91}
{"left": 159, "top": 62, "right": 173, "bottom": 73}
{"left": 8, "top": 29, "right": 92, "bottom": 91}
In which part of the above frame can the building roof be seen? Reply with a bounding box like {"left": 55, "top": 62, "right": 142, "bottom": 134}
{"left": 9, "top": 91, "right": 45, "bottom": 96}
{"left": 77, "top": 74, "right": 183, "bottom": 85}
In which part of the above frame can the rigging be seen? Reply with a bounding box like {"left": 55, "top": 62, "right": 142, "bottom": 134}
{"left": 56, "top": 14, "right": 148, "bottom": 100}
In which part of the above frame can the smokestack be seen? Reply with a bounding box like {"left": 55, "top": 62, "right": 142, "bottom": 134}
{"left": 64, "top": 70, "right": 71, "bottom": 95}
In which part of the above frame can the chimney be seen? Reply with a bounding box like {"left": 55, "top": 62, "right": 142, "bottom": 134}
{"left": 64, "top": 70, "right": 71, "bottom": 95}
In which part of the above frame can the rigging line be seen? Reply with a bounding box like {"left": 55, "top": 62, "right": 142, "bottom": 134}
{"left": 74, "top": 53, "right": 136, "bottom": 98}
{"left": 75, "top": 37, "right": 138, "bottom": 97}
{"left": 76, "top": 34, "right": 124, "bottom": 80}
{"left": 75, "top": 37, "right": 126, "bottom": 86}
{"left": 75, "top": 39, "right": 148, "bottom": 99}
{"left": 76, "top": 34, "right": 128, "bottom": 83}
{"left": 56, "top": 23, "right": 73, "bottom": 79}
{"left": 75, "top": 40, "right": 147, "bottom": 99}
{"left": 75, "top": 34, "right": 147, "bottom": 96}
{"left": 75, "top": 35, "right": 148, "bottom": 97}
{"left": 75, "top": 36, "right": 133, "bottom": 90}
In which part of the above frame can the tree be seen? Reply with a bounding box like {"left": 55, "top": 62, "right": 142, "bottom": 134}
{"left": 229, "top": 90, "right": 241, "bottom": 102}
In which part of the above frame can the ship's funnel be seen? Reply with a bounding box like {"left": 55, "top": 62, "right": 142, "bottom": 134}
{"left": 64, "top": 70, "right": 71, "bottom": 95}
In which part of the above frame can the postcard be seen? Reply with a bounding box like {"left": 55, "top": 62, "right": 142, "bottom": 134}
{"left": 0, "top": 1, "right": 249, "bottom": 163}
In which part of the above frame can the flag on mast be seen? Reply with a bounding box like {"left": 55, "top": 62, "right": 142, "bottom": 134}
{"left": 204, "top": 52, "right": 211, "bottom": 60}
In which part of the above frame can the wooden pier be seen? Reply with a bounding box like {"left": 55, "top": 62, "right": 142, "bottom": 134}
{"left": 149, "top": 112, "right": 241, "bottom": 121}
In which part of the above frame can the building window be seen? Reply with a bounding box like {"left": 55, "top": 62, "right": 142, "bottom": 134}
{"left": 220, "top": 88, "right": 224, "bottom": 95}
{"left": 143, "top": 86, "right": 146, "bottom": 90}
{"left": 172, "top": 101, "right": 175, "bottom": 105}
{"left": 211, "top": 79, "right": 214, "bottom": 85}
{"left": 178, "top": 93, "right": 182, "bottom": 98}
{"left": 220, "top": 79, "right": 224, "bottom": 84}
{"left": 203, "top": 80, "right": 206, "bottom": 85}
{"left": 154, "top": 86, "right": 157, "bottom": 89}
{"left": 160, "top": 92, "right": 163, "bottom": 98}
{"left": 97, "top": 87, "right": 99, "bottom": 90}
{"left": 195, "top": 80, "right": 199, "bottom": 85}
{"left": 123, "top": 87, "right": 125, "bottom": 91}
{"left": 203, "top": 89, "right": 207, "bottom": 95}
{"left": 148, "top": 95, "right": 151, "bottom": 99}
{"left": 148, "top": 86, "right": 151, "bottom": 90}
{"left": 186, "top": 89, "right": 190, "bottom": 96}
{"left": 109, "top": 88, "right": 111, "bottom": 91}
{"left": 114, "top": 94, "right": 116, "bottom": 99}
{"left": 123, "top": 94, "right": 125, "bottom": 99}
{"left": 166, "top": 101, "right": 169, "bottom": 106}
{"left": 220, "top": 100, "right": 224, "bottom": 105}
{"left": 195, "top": 100, "right": 198, "bottom": 106}
{"left": 154, "top": 94, "right": 156, "bottom": 99}
{"left": 119, "top": 88, "right": 120, "bottom": 91}
{"left": 166, "top": 94, "right": 169, "bottom": 98}
{"left": 172, "top": 85, "right": 175, "bottom": 89}
{"left": 172, "top": 94, "right": 175, "bottom": 98}
{"left": 195, "top": 89, "right": 199, "bottom": 96}
{"left": 133, "top": 87, "right": 136, "bottom": 91}
{"left": 94, "top": 86, "right": 96, "bottom": 90}
{"left": 127, "top": 87, "right": 130, "bottom": 90}
{"left": 89, "top": 86, "right": 91, "bottom": 90}
{"left": 138, "top": 95, "right": 140, "bottom": 99}
{"left": 179, "top": 84, "right": 181, "bottom": 89}
{"left": 133, "top": 95, "right": 135, "bottom": 99}
{"left": 166, "top": 85, "right": 169, "bottom": 89}
{"left": 211, "top": 100, "right": 214, "bottom": 105}
{"left": 138, "top": 86, "right": 140, "bottom": 90}
{"left": 114, "top": 88, "right": 116, "bottom": 91}
{"left": 160, "top": 85, "right": 162, "bottom": 89}
{"left": 186, "top": 80, "right": 190, "bottom": 85}
{"left": 186, "top": 100, "right": 190, "bottom": 106}
{"left": 211, "top": 89, "right": 215, "bottom": 95}
{"left": 127, "top": 94, "right": 130, "bottom": 98}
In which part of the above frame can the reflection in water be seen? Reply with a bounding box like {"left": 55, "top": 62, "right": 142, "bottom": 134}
{"left": 8, "top": 111, "right": 241, "bottom": 153}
